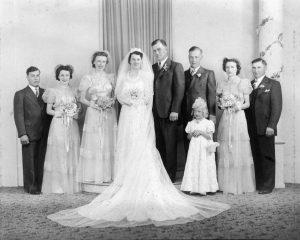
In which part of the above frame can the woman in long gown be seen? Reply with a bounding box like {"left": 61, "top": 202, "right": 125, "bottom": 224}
{"left": 47, "top": 49, "right": 230, "bottom": 228}
{"left": 217, "top": 58, "right": 256, "bottom": 194}
{"left": 77, "top": 51, "right": 117, "bottom": 184}
{"left": 41, "top": 65, "right": 81, "bottom": 194}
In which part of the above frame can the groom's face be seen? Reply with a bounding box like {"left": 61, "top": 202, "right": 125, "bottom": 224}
{"left": 152, "top": 42, "right": 168, "bottom": 62}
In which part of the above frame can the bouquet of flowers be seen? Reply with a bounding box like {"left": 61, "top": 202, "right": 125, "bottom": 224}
{"left": 61, "top": 102, "right": 78, "bottom": 126}
{"left": 129, "top": 88, "right": 143, "bottom": 101}
{"left": 218, "top": 94, "right": 237, "bottom": 113}
{"left": 95, "top": 96, "right": 115, "bottom": 110}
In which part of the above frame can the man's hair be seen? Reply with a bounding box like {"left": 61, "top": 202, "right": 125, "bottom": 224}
{"left": 251, "top": 58, "right": 267, "bottom": 66}
{"left": 26, "top": 66, "right": 40, "bottom": 75}
{"left": 189, "top": 46, "right": 203, "bottom": 54}
{"left": 151, "top": 39, "right": 167, "bottom": 47}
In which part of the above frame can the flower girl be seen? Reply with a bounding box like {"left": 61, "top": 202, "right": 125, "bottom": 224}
{"left": 181, "top": 97, "right": 219, "bottom": 195}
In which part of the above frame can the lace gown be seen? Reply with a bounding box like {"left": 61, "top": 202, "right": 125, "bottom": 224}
{"left": 41, "top": 86, "right": 81, "bottom": 194}
{"left": 76, "top": 72, "right": 117, "bottom": 184}
{"left": 48, "top": 71, "right": 230, "bottom": 228}
{"left": 217, "top": 76, "right": 256, "bottom": 194}
{"left": 181, "top": 119, "right": 219, "bottom": 194}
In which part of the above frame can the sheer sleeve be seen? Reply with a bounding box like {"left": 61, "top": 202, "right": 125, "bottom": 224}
{"left": 239, "top": 78, "right": 253, "bottom": 95}
{"left": 185, "top": 121, "right": 193, "bottom": 134}
{"left": 142, "top": 71, "right": 154, "bottom": 105}
{"left": 216, "top": 80, "right": 223, "bottom": 95}
{"left": 206, "top": 120, "right": 215, "bottom": 135}
{"left": 78, "top": 75, "right": 92, "bottom": 92}
{"left": 116, "top": 76, "right": 131, "bottom": 105}
{"left": 42, "top": 88, "right": 56, "bottom": 104}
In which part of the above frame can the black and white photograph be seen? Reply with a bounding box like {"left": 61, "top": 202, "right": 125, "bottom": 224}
{"left": 0, "top": 0, "right": 299, "bottom": 239}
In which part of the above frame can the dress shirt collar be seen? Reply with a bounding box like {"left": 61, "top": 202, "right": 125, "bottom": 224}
{"left": 190, "top": 66, "right": 200, "bottom": 75}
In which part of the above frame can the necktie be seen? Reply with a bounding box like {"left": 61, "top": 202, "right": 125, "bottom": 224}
{"left": 253, "top": 80, "right": 258, "bottom": 89}
{"left": 158, "top": 62, "right": 162, "bottom": 69}
{"left": 190, "top": 68, "right": 195, "bottom": 76}
{"left": 35, "top": 87, "right": 39, "bottom": 97}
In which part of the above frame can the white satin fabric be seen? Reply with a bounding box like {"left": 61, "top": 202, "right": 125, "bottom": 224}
{"left": 48, "top": 53, "right": 230, "bottom": 228}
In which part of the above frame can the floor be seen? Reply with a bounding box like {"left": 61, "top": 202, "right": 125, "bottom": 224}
{"left": 1, "top": 184, "right": 299, "bottom": 240}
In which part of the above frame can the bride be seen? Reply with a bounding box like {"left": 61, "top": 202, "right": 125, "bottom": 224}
{"left": 48, "top": 49, "right": 230, "bottom": 228}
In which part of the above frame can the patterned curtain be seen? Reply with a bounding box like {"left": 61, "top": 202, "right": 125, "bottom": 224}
{"left": 102, "top": 0, "right": 172, "bottom": 73}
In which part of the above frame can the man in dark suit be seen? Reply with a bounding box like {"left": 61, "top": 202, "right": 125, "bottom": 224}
{"left": 13, "top": 66, "right": 50, "bottom": 194}
{"left": 245, "top": 58, "right": 282, "bottom": 194}
{"left": 181, "top": 46, "right": 216, "bottom": 154}
{"left": 151, "top": 39, "right": 185, "bottom": 182}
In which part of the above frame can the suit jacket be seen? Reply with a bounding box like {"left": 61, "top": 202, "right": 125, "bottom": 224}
{"left": 246, "top": 76, "right": 282, "bottom": 136}
{"left": 182, "top": 66, "right": 216, "bottom": 121}
{"left": 152, "top": 58, "right": 185, "bottom": 118}
{"left": 14, "top": 86, "right": 48, "bottom": 141}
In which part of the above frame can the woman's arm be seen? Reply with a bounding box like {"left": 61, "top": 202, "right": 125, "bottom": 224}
{"left": 46, "top": 103, "right": 62, "bottom": 117}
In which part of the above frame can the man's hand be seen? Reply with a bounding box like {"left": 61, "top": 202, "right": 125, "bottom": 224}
{"left": 266, "top": 127, "right": 274, "bottom": 137}
{"left": 20, "top": 135, "right": 30, "bottom": 145}
{"left": 169, "top": 112, "right": 178, "bottom": 121}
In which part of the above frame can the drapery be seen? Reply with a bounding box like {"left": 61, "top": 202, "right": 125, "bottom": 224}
{"left": 102, "top": 0, "right": 172, "bottom": 72}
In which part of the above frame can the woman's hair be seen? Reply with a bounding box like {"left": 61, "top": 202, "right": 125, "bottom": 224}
{"left": 128, "top": 51, "right": 143, "bottom": 63}
{"left": 91, "top": 51, "right": 109, "bottom": 68}
{"left": 55, "top": 64, "right": 74, "bottom": 81}
{"left": 222, "top": 57, "right": 241, "bottom": 75}
{"left": 191, "top": 97, "right": 208, "bottom": 118}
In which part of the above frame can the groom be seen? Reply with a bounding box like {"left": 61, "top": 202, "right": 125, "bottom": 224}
{"left": 151, "top": 39, "right": 185, "bottom": 182}
{"left": 13, "top": 66, "right": 50, "bottom": 194}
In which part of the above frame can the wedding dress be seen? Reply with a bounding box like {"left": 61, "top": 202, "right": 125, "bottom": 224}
{"left": 48, "top": 49, "right": 230, "bottom": 228}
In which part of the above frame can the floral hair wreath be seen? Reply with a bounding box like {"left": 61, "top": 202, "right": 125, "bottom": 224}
{"left": 191, "top": 97, "right": 208, "bottom": 118}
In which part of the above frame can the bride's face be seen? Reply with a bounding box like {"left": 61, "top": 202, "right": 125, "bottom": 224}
{"left": 225, "top": 61, "right": 237, "bottom": 77}
{"left": 94, "top": 56, "right": 107, "bottom": 71}
{"left": 130, "top": 54, "right": 142, "bottom": 70}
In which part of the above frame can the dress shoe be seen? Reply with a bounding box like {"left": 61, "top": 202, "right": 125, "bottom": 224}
{"left": 258, "top": 190, "right": 272, "bottom": 194}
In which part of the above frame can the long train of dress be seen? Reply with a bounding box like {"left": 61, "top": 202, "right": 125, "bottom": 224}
{"left": 48, "top": 72, "right": 230, "bottom": 228}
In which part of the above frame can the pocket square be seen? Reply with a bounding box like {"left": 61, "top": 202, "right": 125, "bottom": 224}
{"left": 264, "top": 89, "right": 270, "bottom": 92}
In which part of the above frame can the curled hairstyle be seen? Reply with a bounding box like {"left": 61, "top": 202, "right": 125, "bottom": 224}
{"left": 55, "top": 64, "right": 74, "bottom": 81}
{"left": 128, "top": 51, "right": 143, "bottom": 63}
{"left": 251, "top": 57, "right": 267, "bottom": 66}
{"left": 191, "top": 97, "right": 208, "bottom": 118}
{"left": 151, "top": 39, "right": 167, "bottom": 47}
{"left": 26, "top": 66, "right": 40, "bottom": 75}
{"left": 223, "top": 57, "right": 241, "bottom": 75}
{"left": 91, "top": 51, "right": 109, "bottom": 68}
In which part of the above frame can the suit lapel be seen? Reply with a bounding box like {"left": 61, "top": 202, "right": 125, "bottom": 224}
{"left": 25, "top": 86, "right": 42, "bottom": 108}
{"left": 189, "top": 66, "right": 205, "bottom": 90}
{"left": 251, "top": 76, "right": 269, "bottom": 104}
{"left": 155, "top": 58, "right": 171, "bottom": 80}
{"left": 256, "top": 77, "right": 269, "bottom": 96}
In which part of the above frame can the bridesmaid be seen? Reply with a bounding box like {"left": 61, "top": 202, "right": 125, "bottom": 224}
{"left": 41, "top": 65, "right": 81, "bottom": 194}
{"left": 77, "top": 51, "right": 117, "bottom": 184}
{"left": 217, "top": 58, "right": 256, "bottom": 195}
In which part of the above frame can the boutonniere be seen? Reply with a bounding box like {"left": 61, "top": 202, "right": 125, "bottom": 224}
{"left": 196, "top": 73, "right": 201, "bottom": 78}
{"left": 264, "top": 89, "right": 270, "bottom": 92}
{"left": 259, "top": 84, "right": 265, "bottom": 89}
{"left": 162, "top": 64, "right": 169, "bottom": 72}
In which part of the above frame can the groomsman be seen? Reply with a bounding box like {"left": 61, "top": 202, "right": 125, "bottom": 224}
{"left": 151, "top": 39, "right": 185, "bottom": 182}
{"left": 181, "top": 46, "right": 216, "bottom": 154}
{"left": 245, "top": 58, "right": 282, "bottom": 194}
{"left": 13, "top": 66, "right": 50, "bottom": 194}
